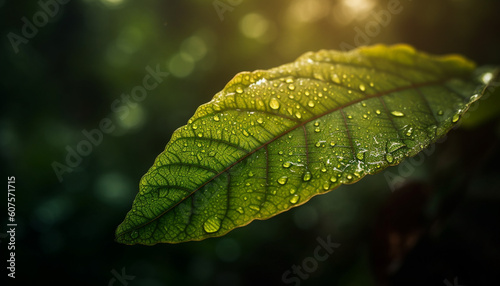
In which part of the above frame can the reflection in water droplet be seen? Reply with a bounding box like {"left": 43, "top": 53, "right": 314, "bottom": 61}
{"left": 277, "top": 176, "right": 288, "bottom": 185}
{"left": 236, "top": 87, "right": 243, "bottom": 94}
{"left": 269, "top": 98, "right": 280, "bottom": 110}
{"left": 308, "top": 101, "right": 315, "bottom": 108}
{"left": 290, "top": 194, "right": 300, "bottom": 204}
{"left": 314, "top": 127, "right": 321, "bottom": 133}
{"left": 303, "top": 171, "right": 312, "bottom": 182}
{"left": 391, "top": 111, "right": 404, "bottom": 117}
{"left": 203, "top": 216, "right": 221, "bottom": 233}
{"left": 288, "top": 84, "right": 296, "bottom": 91}
{"left": 330, "top": 177, "right": 337, "bottom": 183}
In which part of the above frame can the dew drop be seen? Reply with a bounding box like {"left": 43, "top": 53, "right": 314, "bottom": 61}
{"left": 386, "top": 154, "right": 394, "bottom": 163}
{"left": 315, "top": 142, "right": 321, "bottom": 147}
{"left": 314, "top": 127, "right": 321, "bottom": 133}
{"left": 323, "top": 183, "right": 329, "bottom": 190}
{"left": 286, "top": 78, "right": 294, "bottom": 83}
{"left": 452, "top": 114, "right": 460, "bottom": 123}
{"left": 192, "top": 124, "right": 198, "bottom": 130}
{"left": 332, "top": 74, "right": 341, "bottom": 84}
{"left": 248, "top": 171, "right": 254, "bottom": 177}
{"left": 406, "top": 127, "right": 413, "bottom": 137}
{"left": 295, "top": 112, "right": 302, "bottom": 119}
{"left": 213, "top": 115, "right": 220, "bottom": 122}
{"left": 249, "top": 205, "right": 260, "bottom": 211}
{"left": 314, "top": 121, "right": 320, "bottom": 127}
{"left": 290, "top": 188, "right": 296, "bottom": 195}
{"left": 257, "top": 117, "right": 264, "bottom": 124}
{"left": 236, "top": 207, "right": 244, "bottom": 214}
{"left": 203, "top": 216, "right": 221, "bottom": 233}
{"left": 356, "top": 152, "right": 364, "bottom": 160}
{"left": 289, "top": 194, "right": 300, "bottom": 204}
{"left": 282, "top": 162, "right": 291, "bottom": 168}
{"left": 470, "top": 94, "right": 480, "bottom": 102}
{"left": 288, "top": 84, "right": 296, "bottom": 91}
{"left": 308, "top": 100, "right": 315, "bottom": 108}
{"left": 321, "top": 167, "right": 327, "bottom": 173}
{"left": 277, "top": 176, "right": 288, "bottom": 185}
{"left": 303, "top": 171, "right": 312, "bottom": 182}
{"left": 359, "top": 84, "right": 366, "bottom": 91}
{"left": 330, "top": 177, "right": 337, "bottom": 183}
{"left": 269, "top": 98, "right": 280, "bottom": 110}
{"left": 437, "top": 110, "right": 444, "bottom": 116}
{"left": 375, "top": 109, "right": 381, "bottom": 115}
{"left": 363, "top": 114, "right": 368, "bottom": 119}
{"left": 391, "top": 111, "right": 405, "bottom": 117}
{"left": 131, "top": 231, "right": 139, "bottom": 239}
{"left": 242, "top": 130, "right": 250, "bottom": 137}
{"left": 236, "top": 87, "right": 243, "bottom": 94}
{"left": 347, "top": 174, "right": 353, "bottom": 180}
{"left": 387, "top": 141, "right": 406, "bottom": 152}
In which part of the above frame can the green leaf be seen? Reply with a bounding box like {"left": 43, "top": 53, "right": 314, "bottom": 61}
{"left": 116, "top": 44, "right": 497, "bottom": 245}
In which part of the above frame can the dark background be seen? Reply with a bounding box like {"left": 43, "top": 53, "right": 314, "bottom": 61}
{"left": 1, "top": 0, "right": 500, "bottom": 285}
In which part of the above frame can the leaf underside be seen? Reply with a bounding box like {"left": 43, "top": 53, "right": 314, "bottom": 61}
{"left": 116, "top": 44, "right": 497, "bottom": 245}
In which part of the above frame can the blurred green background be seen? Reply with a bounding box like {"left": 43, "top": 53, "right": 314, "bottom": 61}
{"left": 1, "top": 0, "right": 500, "bottom": 285}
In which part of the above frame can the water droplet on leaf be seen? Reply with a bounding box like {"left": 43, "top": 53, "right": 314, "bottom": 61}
{"left": 303, "top": 171, "right": 312, "bottom": 182}
{"left": 277, "top": 176, "right": 288, "bottom": 185}
{"left": 289, "top": 194, "right": 300, "bottom": 204}
{"left": 269, "top": 98, "right": 280, "bottom": 110}
{"left": 203, "top": 216, "right": 221, "bottom": 233}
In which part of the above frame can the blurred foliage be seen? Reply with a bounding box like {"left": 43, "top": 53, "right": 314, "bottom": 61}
{"left": 1, "top": 0, "right": 500, "bottom": 285}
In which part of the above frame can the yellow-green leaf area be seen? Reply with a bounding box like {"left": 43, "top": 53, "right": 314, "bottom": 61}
{"left": 116, "top": 44, "right": 497, "bottom": 245}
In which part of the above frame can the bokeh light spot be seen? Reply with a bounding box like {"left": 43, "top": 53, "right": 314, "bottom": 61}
{"left": 239, "top": 13, "right": 269, "bottom": 39}
{"left": 168, "top": 53, "right": 195, "bottom": 78}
